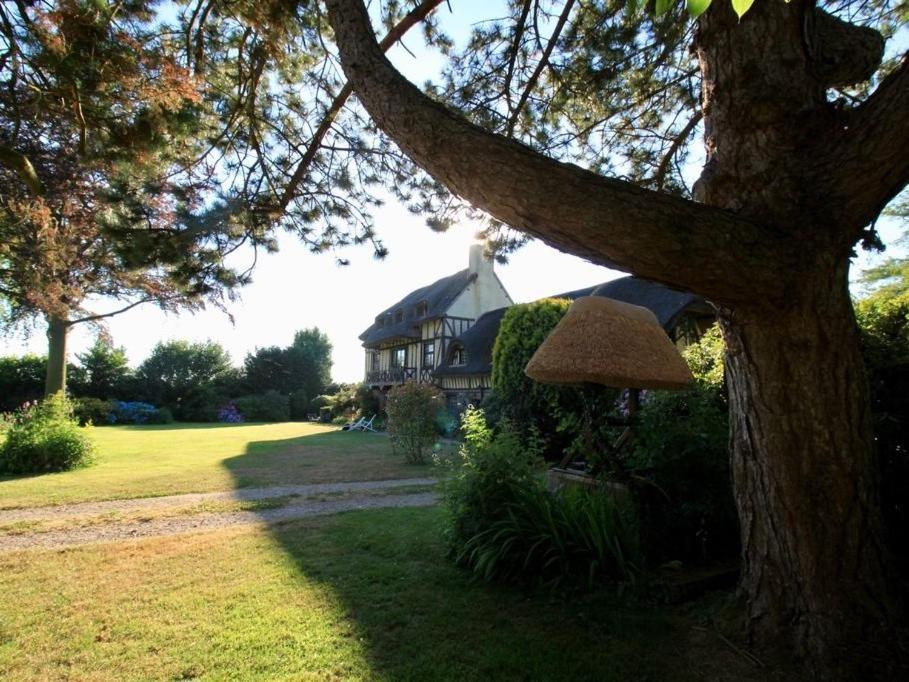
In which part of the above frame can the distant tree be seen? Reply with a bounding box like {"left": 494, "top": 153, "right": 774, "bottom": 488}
{"left": 861, "top": 194, "right": 908, "bottom": 298}
{"left": 243, "top": 328, "right": 332, "bottom": 400}
{"left": 0, "top": 1, "right": 244, "bottom": 396}
{"left": 243, "top": 346, "right": 290, "bottom": 394}
{"left": 285, "top": 328, "right": 333, "bottom": 400}
{"left": 0, "top": 355, "right": 46, "bottom": 412}
{"left": 74, "top": 337, "right": 131, "bottom": 400}
{"left": 136, "top": 341, "right": 233, "bottom": 411}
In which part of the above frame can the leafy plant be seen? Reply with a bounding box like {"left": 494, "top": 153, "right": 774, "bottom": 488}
{"left": 629, "top": 384, "right": 736, "bottom": 564}
{"left": 460, "top": 485, "right": 640, "bottom": 588}
{"left": 386, "top": 382, "right": 445, "bottom": 464}
{"left": 441, "top": 406, "right": 543, "bottom": 548}
{"left": 445, "top": 408, "right": 639, "bottom": 588}
{"left": 491, "top": 299, "right": 617, "bottom": 458}
{"left": 72, "top": 397, "right": 113, "bottom": 426}
{"left": 234, "top": 391, "right": 290, "bottom": 422}
{"left": 0, "top": 394, "right": 94, "bottom": 474}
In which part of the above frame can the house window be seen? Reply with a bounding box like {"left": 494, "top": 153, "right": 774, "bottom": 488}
{"left": 376, "top": 316, "right": 385, "bottom": 328}
{"left": 422, "top": 340, "right": 435, "bottom": 368}
{"left": 415, "top": 300, "right": 428, "bottom": 317}
{"left": 395, "top": 308, "right": 404, "bottom": 323}
{"left": 369, "top": 351, "right": 379, "bottom": 371}
{"left": 450, "top": 344, "right": 466, "bottom": 366}
{"left": 391, "top": 347, "right": 406, "bottom": 368}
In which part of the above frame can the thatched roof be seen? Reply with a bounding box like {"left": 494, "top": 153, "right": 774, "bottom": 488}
{"left": 434, "top": 276, "right": 711, "bottom": 379}
{"left": 360, "top": 269, "right": 476, "bottom": 346}
{"left": 524, "top": 296, "right": 694, "bottom": 389}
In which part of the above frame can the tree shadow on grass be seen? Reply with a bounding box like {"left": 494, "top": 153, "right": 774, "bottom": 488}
{"left": 221, "top": 428, "right": 428, "bottom": 489}
{"left": 221, "top": 434, "right": 763, "bottom": 681}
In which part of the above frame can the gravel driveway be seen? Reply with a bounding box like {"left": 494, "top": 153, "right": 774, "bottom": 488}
{"left": 0, "top": 478, "right": 439, "bottom": 552}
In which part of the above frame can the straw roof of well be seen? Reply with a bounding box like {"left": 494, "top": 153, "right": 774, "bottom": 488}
{"left": 524, "top": 296, "right": 694, "bottom": 390}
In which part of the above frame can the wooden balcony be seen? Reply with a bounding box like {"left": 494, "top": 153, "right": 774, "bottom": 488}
{"left": 365, "top": 366, "right": 437, "bottom": 387}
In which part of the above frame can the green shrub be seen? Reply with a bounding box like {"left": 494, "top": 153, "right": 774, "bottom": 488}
{"left": 172, "top": 384, "right": 225, "bottom": 422}
{"left": 309, "top": 395, "right": 332, "bottom": 416}
{"left": 460, "top": 484, "right": 640, "bottom": 588}
{"left": 234, "top": 391, "right": 290, "bottom": 422}
{"left": 629, "top": 384, "right": 736, "bottom": 564}
{"left": 288, "top": 390, "right": 310, "bottom": 420}
{"left": 491, "top": 299, "right": 617, "bottom": 458}
{"left": 441, "top": 407, "right": 540, "bottom": 542}
{"left": 354, "top": 383, "right": 381, "bottom": 418}
{"left": 0, "top": 394, "right": 94, "bottom": 474}
{"left": 444, "top": 407, "right": 638, "bottom": 588}
{"left": 146, "top": 407, "right": 174, "bottom": 424}
{"left": 856, "top": 291, "right": 909, "bottom": 570}
{"left": 72, "top": 397, "right": 113, "bottom": 426}
{"left": 386, "top": 382, "right": 445, "bottom": 464}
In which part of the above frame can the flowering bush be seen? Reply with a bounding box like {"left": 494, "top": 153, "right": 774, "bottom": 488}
{"left": 107, "top": 401, "right": 172, "bottom": 425}
{"left": 218, "top": 402, "right": 244, "bottom": 423}
{"left": 0, "top": 394, "right": 94, "bottom": 474}
{"left": 385, "top": 382, "right": 445, "bottom": 464}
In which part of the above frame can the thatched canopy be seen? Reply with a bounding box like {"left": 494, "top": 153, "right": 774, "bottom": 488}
{"left": 524, "top": 296, "right": 694, "bottom": 390}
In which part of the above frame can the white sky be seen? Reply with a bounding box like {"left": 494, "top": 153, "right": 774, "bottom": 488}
{"left": 1, "top": 4, "right": 906, "bottom": 383}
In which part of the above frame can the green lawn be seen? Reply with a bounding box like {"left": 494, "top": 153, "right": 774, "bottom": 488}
{"left": 0, "top": 506, "right": 766, "bottom": 681}
{"left": 0, "top": 422, "right": 425, "bottom": 508}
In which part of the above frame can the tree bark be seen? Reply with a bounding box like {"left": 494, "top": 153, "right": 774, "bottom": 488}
{"left": 720, "top": 260, "right": 900, "bottom": 672}
{"left": 44, "top": 315, "right": 68, "bottom": 396}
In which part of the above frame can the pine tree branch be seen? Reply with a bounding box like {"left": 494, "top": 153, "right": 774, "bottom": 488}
{"left": 0, "top": 144, "right": 44, "bottom": 195}
{"left": 67, "top": 297, "right": 158, "bottom": 326}
{"left": 276, "top": 0, "right": 446, "bottom": 213}
{"left": 323, "top": 0, "right": 786, "bottom": 305}
{"left": 505, "top": 0, "right": 574, "bottom": 137}
{"left": 655, "top": 111, "right": 701, "bottom": 192}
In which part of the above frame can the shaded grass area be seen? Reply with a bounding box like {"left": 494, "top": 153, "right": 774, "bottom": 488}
{"left": 0, "top": 506, "right": 775, "bottom": 681}
{"left": 0, "top": 423, "right": 422, "bottom": 508}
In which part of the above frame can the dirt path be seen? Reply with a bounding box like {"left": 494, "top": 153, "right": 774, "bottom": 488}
{"left": 0, "top": 477, "right": 438, "bottom": 523}
{"left": 0, "top": 491, "right": 439, "bottom": 552}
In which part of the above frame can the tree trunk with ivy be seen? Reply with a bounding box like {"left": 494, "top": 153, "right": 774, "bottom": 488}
{"left": 323, "top": 0, "right": 908, "bottom": 672}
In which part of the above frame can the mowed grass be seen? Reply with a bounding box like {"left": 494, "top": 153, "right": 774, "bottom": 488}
{"left": 0, "top": 506, "right": 730, "bottom": 682}
{"left": 0, "top": 422, "right": 424, "bottom": 508}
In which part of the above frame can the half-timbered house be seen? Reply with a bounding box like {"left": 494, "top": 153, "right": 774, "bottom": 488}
{"left": 361, "top": 247, "right": 715, "bottom": 412}
{"left": 360, "top": 244, "right": 513, "bottom": 402}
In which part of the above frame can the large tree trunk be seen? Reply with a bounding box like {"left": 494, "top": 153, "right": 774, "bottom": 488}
{"left": 720, "top": 260, "right": 900, "bottom": 671}
{"left": 44, "top": 314, "right": 68, "bottom": 396}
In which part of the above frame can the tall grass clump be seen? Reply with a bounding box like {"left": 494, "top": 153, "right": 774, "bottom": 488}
{"left": 0, "top": 393, "right": 94, "bottom": 474}
{"left": 442, "top": 406, "right": 640, "bottom": 589}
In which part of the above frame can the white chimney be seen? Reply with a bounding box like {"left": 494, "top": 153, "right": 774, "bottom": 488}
{"left": 468, "top": 243, "right": 492, "bottom": 276}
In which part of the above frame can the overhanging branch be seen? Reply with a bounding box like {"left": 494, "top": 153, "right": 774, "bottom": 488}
{"left": 0, "top": 144, "right": 44, "bottom": 195}
{"left": 276, "top": 0, "right": 446, "bottom": 213}
{"left": 323, "top": 0, "right": 785, "bottom": 305}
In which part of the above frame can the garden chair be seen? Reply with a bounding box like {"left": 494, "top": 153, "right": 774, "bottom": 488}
{"left": 342, "top": 416, "right": 366, "bottom": 431}
{"left": 356, "top": 415, "right": 377, "bottom": 432}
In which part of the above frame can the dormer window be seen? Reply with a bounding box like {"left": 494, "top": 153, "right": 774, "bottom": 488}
{"left": 415, "top": 300, "right": 428, "bottom": 318}
{"left": 376, "top": 316, "right": 385, "bottom": 328}
{"left": 450, "top": 344, "right": 466, "bottom": 367}
{"left": 395, "top": 308, "right": 404, "bottom": 323}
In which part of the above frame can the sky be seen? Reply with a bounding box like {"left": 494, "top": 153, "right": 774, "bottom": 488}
{"left": 1, "top": 3, "right": 906, "bottom": 383}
